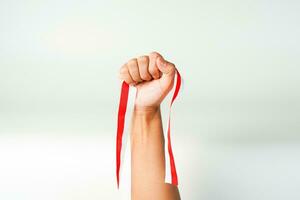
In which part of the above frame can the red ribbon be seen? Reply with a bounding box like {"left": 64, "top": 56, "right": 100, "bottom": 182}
{"left": 116, "top": 70, "right": 181, "bottom": 188}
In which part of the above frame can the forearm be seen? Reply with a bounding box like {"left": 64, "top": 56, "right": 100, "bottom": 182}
{"left": 131, "top": 106, "right": 180, "bottom": 200}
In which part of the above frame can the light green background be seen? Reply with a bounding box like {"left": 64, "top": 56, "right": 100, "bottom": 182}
{"left": 0, "top": 0, "right": 299, "bottom": 199}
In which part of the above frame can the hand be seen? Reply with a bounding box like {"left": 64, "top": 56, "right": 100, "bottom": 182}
{"left": 119, "top": 52, "right": 176, "bottom": 110}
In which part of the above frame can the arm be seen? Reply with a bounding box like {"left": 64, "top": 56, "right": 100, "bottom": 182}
{"left": 131, "top": 107, "right": 180, "bottom": 200}
{"left": 119, "top": 52, "right": 181, "bottom": 200}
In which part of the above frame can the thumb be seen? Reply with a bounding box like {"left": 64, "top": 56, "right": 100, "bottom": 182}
{"left": 156, "top": 56, "right": 176, "bottom": 91}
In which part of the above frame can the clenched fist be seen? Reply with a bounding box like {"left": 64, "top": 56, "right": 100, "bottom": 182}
{"left": 119, "top": 52, "right": 176, "bottom": 110}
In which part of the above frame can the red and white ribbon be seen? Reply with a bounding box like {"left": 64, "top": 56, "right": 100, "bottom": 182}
{"left": 116, "top": 70, "right": 182, "bottom": 188}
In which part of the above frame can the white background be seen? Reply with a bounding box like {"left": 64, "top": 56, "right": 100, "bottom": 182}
{"left": 0, "top": 0, "right": 300, "bottom": 199}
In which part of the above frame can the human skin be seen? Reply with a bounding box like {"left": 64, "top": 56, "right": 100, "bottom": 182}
{"left": 119, "top": 52, "right": 181, "bottom": 200}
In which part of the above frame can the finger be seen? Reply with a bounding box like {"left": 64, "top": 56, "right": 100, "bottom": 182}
{"left": 137, "top": 55, "right": 152, "bottom": 81}
{"left": 156, "top": 56, "right": 176, "bottom": 77}
{"left": 156, "top": 56, "right": 176, "bottom": 90}
{"left": 148, "top": 52, "right": 161, "bottom": 79}
{"left": 119, "top": 64, "right": 135, "bottom": 85}
{"left": 127, "top": 58, "right": 142, "bottom": 82}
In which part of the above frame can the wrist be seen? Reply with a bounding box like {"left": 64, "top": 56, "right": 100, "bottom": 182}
{"left": 133, "top": 105, "right": 160, "bottom": 117}
{"left": 131, "top": 105, "right": 163, "bottom": 142}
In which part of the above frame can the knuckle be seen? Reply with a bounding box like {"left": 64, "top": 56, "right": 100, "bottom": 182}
{"left": 168, "top": 62, "right": 176, "bottom": 68}
{"left": 119, "top": 64, "right": 128, "bottom": 74}
{"left": 137, "top": 55, "right": 149, "bottom": 64}
{"left": 149, "top": 51, "right": 160, "bottom": 58}
{"left": 167, "top": 62, "right": 176, "bottom": 72}
{"left": 128, "top": 58, "right": 138, "bottom": 66}
{"left": 129, "top": 66, "right": 139, "bottom": 73}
